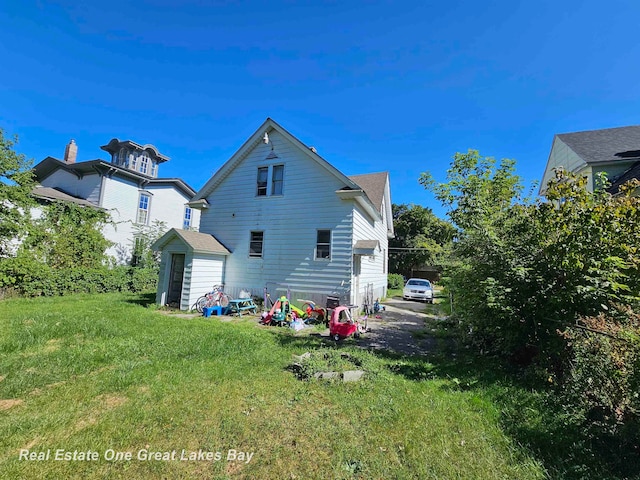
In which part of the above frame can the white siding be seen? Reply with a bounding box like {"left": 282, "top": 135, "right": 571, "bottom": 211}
{"left": 199, "top": 130, "right": 354, "bottom": 302}
{"left": 101, "top": 177, "right": 199, "bottom": 263}
{"left": 352, "top": 206, "right": 389, "bottom": 304}
{"left": 186, "top": 254, "right": 225, "bottom": 309}
{"left": 39, "top": 170, "right": 102, "bottom": 204}
{"left": 155, "top": 234, "right": 225, "bottom": 310}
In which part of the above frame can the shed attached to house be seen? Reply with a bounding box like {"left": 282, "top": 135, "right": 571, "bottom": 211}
{"left": 153, "top": 228, "right": 230, "bottom": 310}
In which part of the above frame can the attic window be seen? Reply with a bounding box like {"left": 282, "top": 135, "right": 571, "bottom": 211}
{"left": 257, "top": 167, "right": 268, "bottom": 196}
{"left": 271, "top": 165, "right": 284, "bottom": 195}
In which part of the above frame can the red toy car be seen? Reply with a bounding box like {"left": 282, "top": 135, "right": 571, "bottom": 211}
{"left": 329, "top": 305, "right": 367, "bottom": 341}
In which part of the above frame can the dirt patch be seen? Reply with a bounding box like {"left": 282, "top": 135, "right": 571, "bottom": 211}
{"left": 72, "top": 394, "right": 128, "bottom": 433}
{"left": 43, "top": 338, "right": 62, "bottom": 353}
{"left": 0, "top": 375, "right": 5, "bottom": 382}
{"left": 0, "top": 398, "right": 23, "bottom": 410}
{"left": 95, "top": 394, "right": 128, "bottom": 409}
{"left": 334, "top": 301, "right": 436, "bottom": 356}
{"left": 20, "top": 438, "right": 41, "bottom": 451}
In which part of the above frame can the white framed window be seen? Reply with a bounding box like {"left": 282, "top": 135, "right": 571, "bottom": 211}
{"left": 139, "top": 154, "right": 150, "bottom": 175}
{"left": 257, "top": 167, "right": 268, "bottom": 196}
{"left": 137, "top": 193, "right": 151, "bottom": 225}
{"left": 316, "top": 230, "right": 331, "bottom": 260}
{"left": 249, "top": 231, "right": 264, "bottom": 258}
{"left": 183, "top": 207, "right": 192, "bottom": 230}
{"left": 271, "top": 164, "right": 284, "bottom": 195}
{"left": 151, "top": 161, "right": 158, "bottom": 178}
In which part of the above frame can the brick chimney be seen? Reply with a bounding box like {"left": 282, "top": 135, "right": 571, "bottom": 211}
{"left": 64, "top": 139, "right": 78, "bottom": 164}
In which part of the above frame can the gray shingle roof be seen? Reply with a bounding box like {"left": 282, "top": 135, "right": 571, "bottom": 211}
{"left": 172, "top": 229, "right": 230, "bottom": 254}
{"left": 558, "top": 126, "right": 640, "bottom": 164}
{"left": 348, "top": 172, "right": 388, "bottom": 213}
{"left": 152, "top": 228, "right": 230, "bottom": 254}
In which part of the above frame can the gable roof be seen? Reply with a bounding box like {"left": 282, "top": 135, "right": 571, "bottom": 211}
{"left": 151, "top": 228, "right": 231, "bottom": 254}
{"left": 557, "top": 126, "right": 640, "bottom": 165}
{"left": 33, "top": 157, "right": 196, "bottom": 198}
{"left": 192, "top": 118, "right": 384, "bottom": 222}
{"left": 348, "top": 172, "right": 388, "bottom": 214}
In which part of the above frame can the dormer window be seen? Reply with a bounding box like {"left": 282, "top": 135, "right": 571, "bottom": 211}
{"left": 100, "top": 139, "right": 169, "bottom": 175}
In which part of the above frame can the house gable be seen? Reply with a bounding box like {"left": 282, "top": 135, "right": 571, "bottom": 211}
{"left": 540, "top": 126, "right": 640, "bottom": 195}
{"left": 192, "top": 118, "right": 382, "bottom": 221}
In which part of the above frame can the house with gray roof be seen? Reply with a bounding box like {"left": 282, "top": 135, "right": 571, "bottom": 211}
{"left": 540, "top": 125, "right": 640, "bottom": 195}
{"left": 152, "top": 118, "right": 394, "bottom": 310}
{"left": 32, "top": 138, "right": 200, "bottom": 264}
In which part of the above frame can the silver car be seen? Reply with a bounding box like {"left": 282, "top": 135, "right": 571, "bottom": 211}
{"left": 402, "top": 278, "right": 433, "bottom": 303}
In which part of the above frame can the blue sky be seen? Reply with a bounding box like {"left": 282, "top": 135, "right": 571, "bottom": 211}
{"left": 1, "top": 0, "right": 639, "bottom": 219}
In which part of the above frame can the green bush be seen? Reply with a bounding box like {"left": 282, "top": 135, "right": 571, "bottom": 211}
{"left": 388, "top": 273, "right": 404, "bottom": 290}
{"left": 559, "top": 306, "right": 640, "bottom": 439}
{"left": 0, "top": 258, "right": 158, "bottom": 296}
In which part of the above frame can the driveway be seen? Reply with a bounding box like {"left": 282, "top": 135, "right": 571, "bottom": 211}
{"left": 353, "top": 297, "right": 438, "bottom": 356}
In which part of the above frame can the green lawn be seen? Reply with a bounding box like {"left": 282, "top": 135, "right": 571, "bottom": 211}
{"left": 0, "top": 293, "right": 621, "bottom": 479}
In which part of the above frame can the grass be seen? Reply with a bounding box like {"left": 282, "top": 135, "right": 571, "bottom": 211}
{"left": 0, "top": 293, "right": 635, "bottom": 479}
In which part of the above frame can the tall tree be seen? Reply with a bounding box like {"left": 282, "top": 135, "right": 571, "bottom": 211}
{"left": 0, "top": 129, "right": 36, "bottom": 256}
{"left": 389, "top": 204, "right": 455, "bottom": 275}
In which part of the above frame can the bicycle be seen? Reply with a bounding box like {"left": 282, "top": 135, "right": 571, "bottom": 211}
{"left": 194, "top": 285, "right": 231, "bottom": 313}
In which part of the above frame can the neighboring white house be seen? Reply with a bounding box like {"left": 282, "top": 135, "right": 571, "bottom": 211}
{"left": 32, "top": 138, "right": 200, "bottom": 264}
{"left": 153, "top": 118, "right": 394, "bottom": 311}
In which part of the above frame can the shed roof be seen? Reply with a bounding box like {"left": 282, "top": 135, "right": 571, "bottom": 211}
{"left": 152, "top": 228, "right": 230, "bottom": 254}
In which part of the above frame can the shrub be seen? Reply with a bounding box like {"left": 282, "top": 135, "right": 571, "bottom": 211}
{"left": 559, "top": 306, "right": 640, "bottom": 438}
{"left": 0, "top": 258, "right": 158, "bottom": 297}
{"left": 388, "top": 273, "right": 404, "bottom": 290}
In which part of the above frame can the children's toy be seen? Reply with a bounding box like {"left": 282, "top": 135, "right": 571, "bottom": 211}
{"left": 261, "top": 295, "right": 297, "bottom": 326}
{"left": 297, "top": 299, "right": 327, "bottom": 325}
{"left": 329, "top": 305, "right": 368, "bottom": 341}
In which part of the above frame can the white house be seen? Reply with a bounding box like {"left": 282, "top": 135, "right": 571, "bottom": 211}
{"left": 32, "top": 138, "right": 200, "bottom": 264}
{"left": 153, "top": 118, "right": 394, "bottom": 311}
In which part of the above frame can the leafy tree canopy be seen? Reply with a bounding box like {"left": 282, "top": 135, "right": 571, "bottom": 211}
{"left": 390, "top": 203, "right": 455, "bottom": 275}
{"left": 0, "top": 128, "right": 36, "bottom": 255}
{"left": 21, "top": 201, "right": 112, "bottom": 269}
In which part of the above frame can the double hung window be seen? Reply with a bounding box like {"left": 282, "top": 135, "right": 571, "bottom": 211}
{"left": 316, "top": 230, "right": 331, "bottom": 260}
{"left": 256, "top": 165, "right": 284, "bottom": 197}
{"left": 249, "top": 231, "right": 264, "bottom": 258}
{"left": 137, "top": 193, "right": 150, "bottom": 225}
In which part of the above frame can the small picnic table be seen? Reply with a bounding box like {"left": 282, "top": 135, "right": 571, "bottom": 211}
{"left": 227, "top": 298, "right": 258, "bottom": 317}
